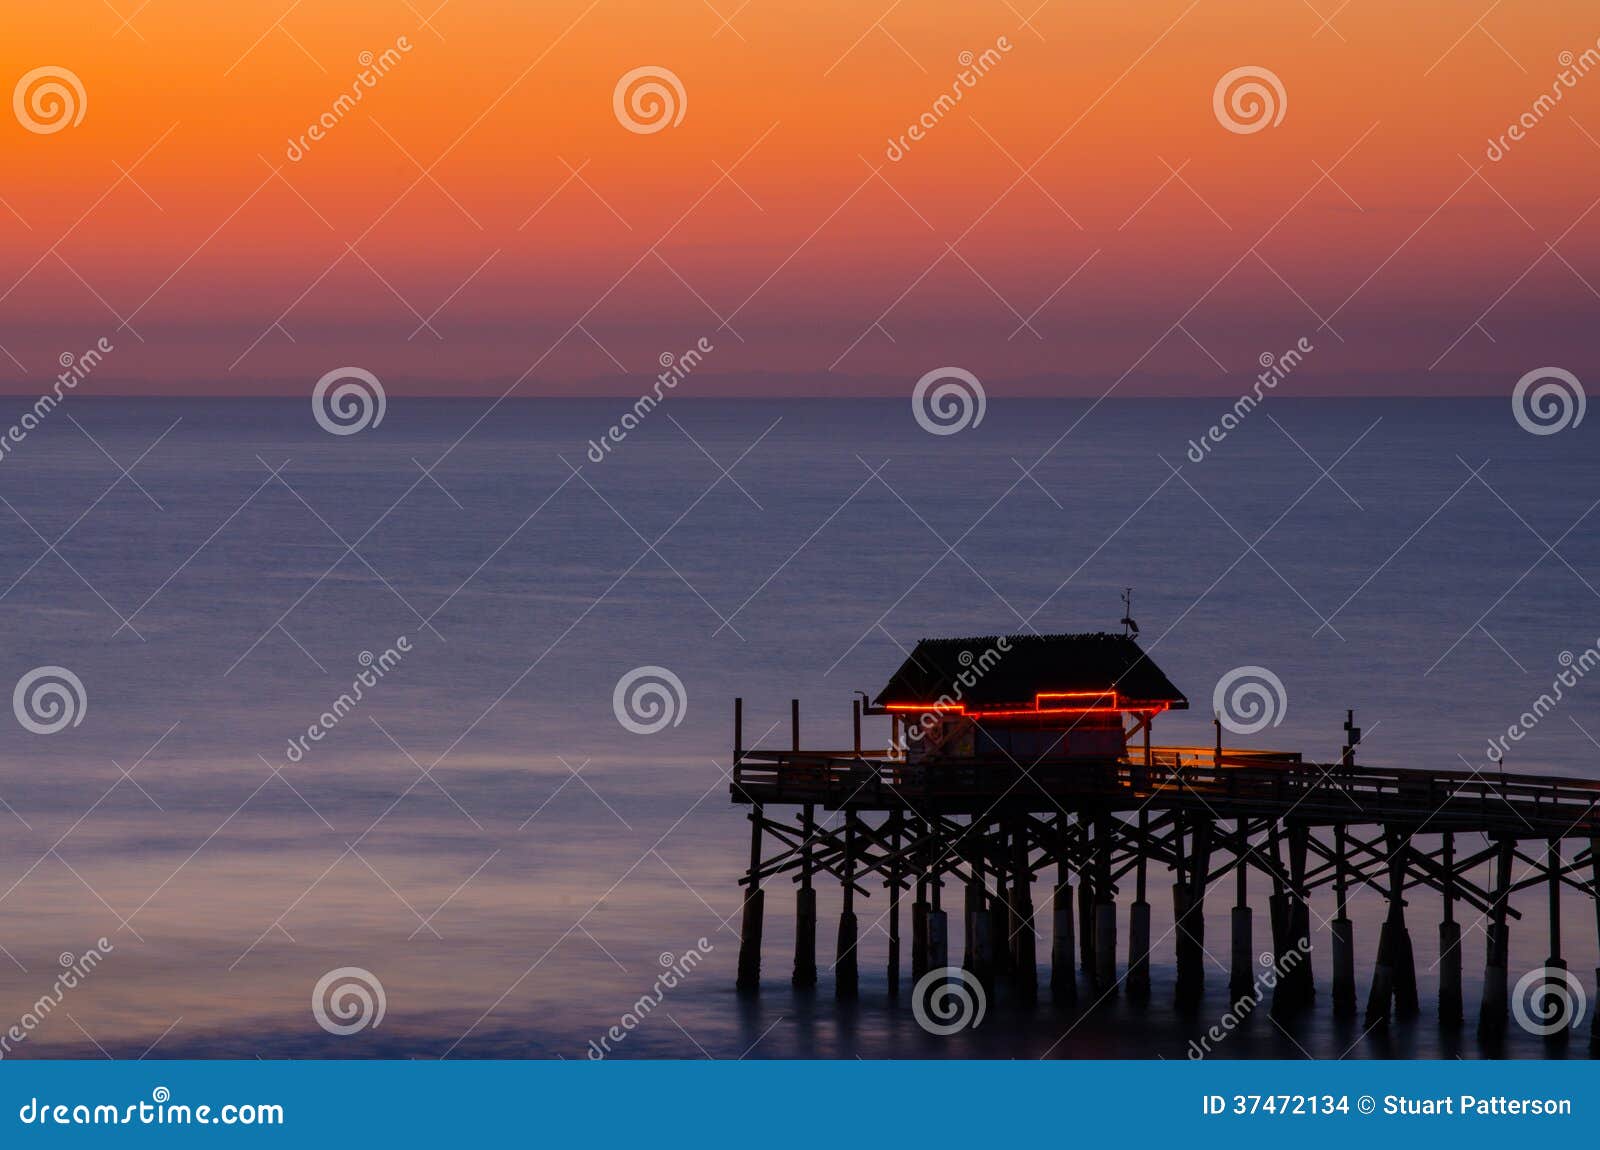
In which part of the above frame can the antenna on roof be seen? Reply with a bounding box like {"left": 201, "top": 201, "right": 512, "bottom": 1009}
{"left": 1120, "top": 587, "right": 1139, "bottom": 638}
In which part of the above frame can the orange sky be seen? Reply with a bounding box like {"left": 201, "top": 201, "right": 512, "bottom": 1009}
{"left": 3, "top": 0, "right": 1599, "bottom": 394}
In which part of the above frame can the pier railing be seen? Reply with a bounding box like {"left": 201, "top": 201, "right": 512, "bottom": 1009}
{"left": 731, "top": 746, "right": 1600, "bottom": 836}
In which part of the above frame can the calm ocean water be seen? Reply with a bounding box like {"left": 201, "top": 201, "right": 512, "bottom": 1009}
{"left": 0, "top": 396, "right": 1595, "bottom": 1059}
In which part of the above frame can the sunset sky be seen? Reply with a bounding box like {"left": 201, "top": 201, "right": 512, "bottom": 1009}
{"left": 3, "top": 0, "right": 1599, "bottom": 394}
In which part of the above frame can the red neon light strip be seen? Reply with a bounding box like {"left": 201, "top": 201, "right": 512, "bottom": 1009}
{"left": 882, "top": 691, "right": 1171, "bottom": 719}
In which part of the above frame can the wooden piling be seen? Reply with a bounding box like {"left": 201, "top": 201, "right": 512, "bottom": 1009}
{"left": 737, "top": 887, "right": 765, "bottom": 994}
{"left": 1390, "top": 832, "right": 1419, "bottom": 1019}
{"left": 793, "top": 888, "right": 817, "bottom": 990}
{"left": 1173, "top": 880, "right": 1197, "bottom": 1008}
{"left": 1331, "top": 824, "right": 1357, "bottom": 1018}
{"left": 887, "top": 810, "right": 903, "bottom": 998}
{"left": 1287, "top": 824, "right": 1317, "bottom": 1011}
{"left": 1363, "top": 922, "right": 1394, "bottom": 1025}
{"left": 1265, "top": 821, "right": 1288, "bottom": 989}
{"left": 793, "top": 802, "right": 817, "bottom": 988}
{"left": 990, "top": 822, "right": 1012, "bottom": 982}
{"left": 1230, "top": 818, "right": 1254, "bottom": 1000}
{"left": 1477, "top": 839, "right": 1515, "bottom": 1041}
{"left": 836, "top": 811, "right": 859, "bottom": 1000}
{"left": 1093, "top": 814, "right": 1118, "bottom": 994}
{"left": 1175, "top": 816, "right": 1210, "bottom": 1010}
{"left": 1438, "top": 831, "right": 1462, "bottom": 1025}
{"left": 1543, "top": 838, "right": 1567, "bottom": 1040}
{"left": 964, "top": 852, "right": 991, "bottom": 987}
{"left": 736, "top": 802, "right": 764, "bottom": 993}
{"left": 1590, "top": 835, "right": 1599, "bottom": 1051}
{"left": 1051, "top": 816, "right": 1077, "bottom": 1005}
{"left": 911, "top": 890, "right": 930, "bottom": 982}
{"left": 1011, "top": 820, "right": 1037, "bottom": 1002}
{"left": 928, "top": 906, "right": 949, "bottom": 970}
{"left": 1077, "top": 816, "right": 1096, "bottom": 978}
{"left": 1365, "top": 828, "right": 1417, "bottom": 1025}
{"left": 1127, "top": 810, "right": 1152, "bottom": 1002}
{"left": 928, "top": 819, "right": 948, "bottom": 969}
{"left": 1269, "top": 820, "right": 1297, "bottom": 1019}
{"left": 911, "top": 823, "right": 930, "bottom": 981}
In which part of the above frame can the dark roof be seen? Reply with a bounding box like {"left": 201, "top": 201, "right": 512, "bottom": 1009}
{"left": 873, "top": 633, "right": 1187, "bottom": 710}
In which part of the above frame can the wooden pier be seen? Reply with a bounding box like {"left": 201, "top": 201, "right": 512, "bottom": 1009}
{"left": 726, "top": 635, "right": 1600, "bottom": 1047}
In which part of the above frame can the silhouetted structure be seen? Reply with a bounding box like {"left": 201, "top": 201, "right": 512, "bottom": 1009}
{"left": 729, "top": 633, "right": 1600, "bottom": 1048}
